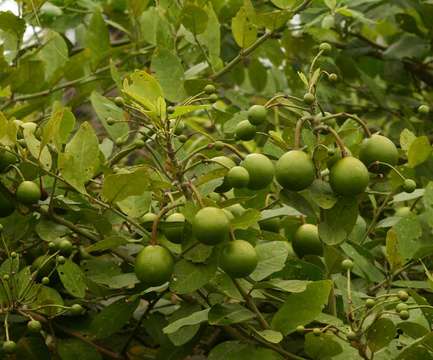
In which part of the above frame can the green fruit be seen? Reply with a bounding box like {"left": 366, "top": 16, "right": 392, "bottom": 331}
{"left": 259, "top": 217, "right": 280, "bottom": 233}
{"left": 178, "top": 134, "right": 188, "bottom": 143}
{"left": 213, "top": 141, "right": 224, "bottom": 150}
{"left": 170, "top": 119, "right": 185, "bottom": 135}
{"left": 346, "top": 331, "right": 358, "bottom": 341}
{"left": 399, "top": 310, "right": 410, "bottom": 320}
{"left": 2, "top": 340, "right": 16, "bottom": 354}
{"left": 10, "top": 252, "right": 17, "bottom": 258}
{"left": 163, "top": 213, "right": 185, "bottom": 244}
{"left": 365, "top": 299, "right": 376, "bottom": 309}
{"left": 141, "top": 212, "right": 157, "bottom": 231}
{"left": 313, "top": 328, "right": 321, "bottom": 336}
{"left": 57, "top": 255, "right": 66, "bottom": 264}
{"left": 27, "top": 319, "right": 42, "bottom": 333}
{"left": 326, "top": 147, "right": 352, "bottom": 169}
{"left": 292, "top": 224, "right": 323, "bottom": 258}
{"left": 226, "top": 204, "right": 245, "bottom": 217}
{"left": 235, "top": 120, "right": 256, "bottom": 141}
{"left": 70, "top": 304, "right": 83, "bottom": 315}
{"left": 395, "top": 207, "right": 412, "bottom": 217}
{"left": 241, "top": 153, "right": 274, "bottom": 190}
{"left": 275, "top": 150, "right": 315, "bottom": 191}
{"left": 329, "top": 157, "right": 369, "bottom": 196}
{"left": 0, "top": 191, "right": 14, "bottom": 218}
{"left": 418, "top": 104, "right": 430, "bottom": 114}
{"left": 247, "top": 105, "right": 267, "bottom": 125}
{"left": 58, "top": 239, "right": 73, "bottom": 255}
{"left": 134, "top": 245, "right": 174, "bottom": 286}
{"left": 32, "top": 255, "right": 55, "bottom": 278}
{"left": 319, "top": 42, "right": 332, "bottom": 52}
{"left": 328, "top": 73, "right": 338, "bottom": 82}
{"left": 167, "top": 105, "right": 175, "bottom": 114}
{"left": 227, "top": 166, "right": 250, "bottom": 188}
{"left": 16, "top": 181, "right": 41, "bottom": 205}
{"left": 359, "top": 135, "right": 398, "bottom": 173}
{"left": 41, "top": 276, "right": 50, "bottom": 285}
{"left": 114, "top": 96, "right": 124, "bottom": 106}
{"left": 219, "top": 240, "right": 258, "bottom": 278}
{"left": 204, "top": 84, "right": 216, "bottom": 94}
{"left": 209, "top": 93, "right": 218, "bottom": 102}
{"left": 396, "top": 303, "right": 409, "bottom": 313}
{"left": 398, "top": 290, "right": 409, "bottom": 302}
{"left": 403, "top": 179, "right": 416, "bottom": 193}
{"left": 303, "top": 92, "right": 315, "bottom": 104}
{"left": 296, "top": 325, "right": 305, "bottom": 334}
{"left": 192, "top": 207, "right": 230, "bottom": 245}
{"left": 0, "top": 150, "right": 17, "bottom": 173}
{"left": 212, "top": 156, "right": 236, "bottom": 193}
{"left": 341, "top": 259, "right": 354, "bottom": 270}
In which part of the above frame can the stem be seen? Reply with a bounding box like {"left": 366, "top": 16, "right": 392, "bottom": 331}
{"left": 347, "top": 269, "right": 353, "bottom": 324}
{"left": 150, "top": 203, "right": 179, "bottom": 245}
{"left": 314, "top": 125, "right": 348, "bottom": 157}
{"left": 294, "top": 116, "right": 312, "bottom": 149}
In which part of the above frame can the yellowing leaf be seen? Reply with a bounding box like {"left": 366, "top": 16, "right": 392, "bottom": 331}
{"left": 231, "top": 6, "right": 257, "bottom": 48}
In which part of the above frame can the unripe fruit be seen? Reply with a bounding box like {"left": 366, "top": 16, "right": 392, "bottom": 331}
{"left": 209, "top": 93, "right": 218, "bottom": 102}
{"left": 359, "top": 135, "right": 399, "bottom": 173}
{"left": 3, "top": 274, "right": 9, "bottom": 281}
{"left": 303, "top": 92, "right": 315, "bottom": 105}
{"left": 241, "top": 153, "right": 274, "bottom": 190}
{"left": 114, "top": 97, "right": 124, "bottom": 106}
{"left": 42, "top": 276, "right": 50, "bottom": 285}
{"left": 418, "top": 104, "right": 430, "bottom": 114}
{"left": 227, "top": 166, "right": 250, "bottom": 188}
{"left": 313, "top": 328, "right": 321, "bottom": 336}
{"left": 259, "top": 217, "right": 280, "bottom": 233}
{"left": 403, "top": 179, "right": 416, "bottom": 193}
{"left": 204, "top": 84, "right": 216, "bottom": 94}
{"left": 178, "top": 134, "right": 188, "bottom": 143}
{"left": 58, "top": 239, "right": 73, "bottom": 255}
{"left": 10, "top": 251, "right": 17, "bottom": 259}
{"left": 213, "top": 141, "right": 224, "bottom": 151}
{"left": 365, "top": 299, "right": 376, "bottom": 309}
{"left": 328, "top": 73, "right": 338, "bottom": 82}
{"left": 395, "top": 207, "right": 412, "bottom": 217}
{"left": 134, "top": 245, "right": 174, "bottom": 286}
{"left": 396, "top": 303, "right": 409, "bottom": 313}
{"left": 192, "top": 207, "right": 230, "bottom": 245}
{"left": 399, "top": 310, "right": 410, "bottom": 320}
{"left": 341, "top": 259, "right": 354, "bottom": 270}
{"left": 16, "top": 181, "right": 41, "bottom": 205}
{"left": 141, "top": 212, "right": 157, "bottom": 231}
{"left": 134, "top": 139, "right": 145, "bottom": 148}
{"left": 0, "top": 150, "right": 17, "bottom": 173}
{"left": 398, "top": 290, "right": 409, "bottom": 302}
{"left": 296, "top": 325, "right": 305, "bottom": 334}
{"left": 275, "top": 150, "right": 315, "bottom": 191}
{"left": 170, "top": 119, "right": 185, "bottom": 135}
{"left": 57, "top": 255, "right": 66, "bottom": 264}
{"left": 2, "top": 340, "right": 16, "bottom": 353}
{"left": 106, "top": 117, "right": 116, "bottom": 125}
{"left": 0, "top": 191, "right": 14, "bottom": 218}
{"left": 292, "top": 224, "right": 323, "bottom": 258}
{"left": 70, "top": 303, "right": 83, "bottom": 315}
{"left": 167, "top": 105, "right": 175, "bottom": 114}
{"left": 319, "top": 42, "right": 332, "bottom": 52}
{"left": 212, "top": 156, "right": 236, "bottom": 193}
{"left": 235, "top": 120, "right": 256, "bottom": 141}
{"left": 347, "top": 331, "right": 358, "bottom": 341}
{"left": 163, "top": 213, "right": 185, "bottom": 244}
{"left": 219, "top": 240, "right": 258, "bottom": 278}
{"left": 247, "top": 105, "right": 267, "bottom": 125}
{"left": 27, "top": 319, "right": 42, "bottom": 333}
{"left": 329, "top": 157, "right": 369, "bottom": 196}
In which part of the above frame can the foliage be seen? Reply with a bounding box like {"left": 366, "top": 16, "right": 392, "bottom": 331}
{"left": 0, "top": 0, "right": 432, "bottom": 359}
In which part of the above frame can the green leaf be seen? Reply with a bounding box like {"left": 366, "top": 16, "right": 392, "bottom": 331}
{"left": 254, "top": 329, "right": 283, "bottom": 344}
{"left": 0, "top": 111, "right": 18, "bottom": 146}
{"left": 16, "top": 337, "right": 50, "bottom": 360}
{"left": 117, "top": 191, "right": 152, "bottom": 218}
{"left": 250, "top": 241, "right": 290, "bottom": 281}
{"left": 367, "top": 318, "right": 396, "bottom": 353}
{"left": 408, "top": 136, "right": 431, "bottom": 167}
{"left": 57, "top": 260, "right": 87, "bottom": 298}
{"left": 180, "top": 4, "right": 208, "bottom": 35}
{"left": 306, "top": 180, "right": 337, "bottom": 210}
{"left": 102, "top": 167, "right": 151, "bottom": 203}
{"left": 170, "top": 258, "right": 217, "bottom": 294}
{"left": 23, "top": 125, "right": 52, "bottom": 171}
{"left": 59, "top": 122, "right": 100, "bottom": 193}
{"left": 167, "top": 304, "right": 202, "bottom": 346}
{"left": 232, "top": 5, "right": 257, "bottom": 49}
{"left": 89, "top": 298, "right": 139, "bottom": 339}
{"left": 384, "top": 33, "right": 430, "bottom": 60}
{"left": 32, "top": 286, "right": 64, "bottom": 316}
{"left": 208, "top": 304, "right": 255, "bottom": 325}
{"left": 209, "top": 341, "right": 283, "bottom": 360}
{"left": 41, "top": 102, "right": 75, "bottom": 152}
{"left": 393, "top": 215, "right": 422, "bottom": 261}
{"left": 57, "top": 338, "right": 102, "bottom": 360}
{"left": 270, "top": 0, "right": 297, "bottom": 9}
{"left": 231, "top": 208, "right": 261, "bottom": 229}
{"left": 319, "top": 197, "right": 358, "bottom": 245}
{"left": 151, "top": 48, "right": 186, "bottom": 102}
{"left": 85, "top": 10, "right": 110, "bottom": 67}
{"left": 90, "top": 91, "right": 129, "bottom": 140}
{"left": 271, "top": 280, "right": 332, "bottom": 335}
{"left": 85, "top": 235, "right": 128, "bottom": 253}
{"left": 37, "top": 31, "right": 69, "bottom": 82}
{"left": 400, "top": 128, "right": 416, "bottom": 152}
{"left": 163, "top": 309, "right": 209, "bottom": 335}
{"left": 304, "top": 333, "right": 343, "bottom": 359}
{"left": 385, "top": 229, "right": 403, "bottom": 271}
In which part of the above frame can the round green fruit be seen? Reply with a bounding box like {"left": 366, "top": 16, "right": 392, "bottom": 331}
{"left": 303, "top": 92, "right": 315, "bottom": 105}
{"left": 313, "top": 328, "right": 321, "bottom": 336}
{"left": 0, "top": 191, "right": 14, "bottom": 218}
{"left": 259, "top": 217, "right": 280, "bottom": 233}
{"left": 0, "top": 150, "right": 17, "bottom": 173}
{"left": 275, "top": 150, "right": 315, "bottom": 191}
{"left": 41, "top": 276, "right": 50, "bottom": 285}
{"left": 398, "top": 290, "right": 409, "bottom": 302}
{"left": 163, "top": 213, "right": 185, "bottom": 244}
{"left": 141, "top": 212, "right": 158, "bottom": 231}
{"left": 403, "top": 179, "right": 416, "bottom": 193}
{"left": 329, "top": 157, "right": 369, "bottom": 196}
{"left": 219, "top": 240, "right": 258, "bottom": 278}
{"left": 296, "top": 325, "right": 305, "bottom": 334}
{"left": 241, "top": 153, "right": 274, "bottom": 190}
{"left": 134, "top": 245, "right": 174, "bottom": 286}
{"left": 235, "top": 120, "right": 256, "bottom": 141}
{"left": 204, "top": 84, "right": 216, "bottom": 94}
{"left": 70, "top": 304, "right": 83, "bottom": 315}
{"left": 341, "top": 259, "right": 354, "bottom": 270}
{"left": 328, "top": 73, "right": 338, "bottom": 82}
{"left": 346, "top": 331, "right": 358, "bottom": 341}
{"left": 319, "top": 42, "right": 332, "bottom": 52}
{"left": 2, "top": 340, "right": 16, "bottom": 354}
{"left": 399, "top": 310, "right": 410, "bottom": 320}
{"left": 247, "top": 105, "right": 267, "bottom": 125}
{"left": 57, "top": 255, "right": 66, "bottom": 264}
{"left": 192, "top": 207, "right": 230, "bottom": 245}
{"left": 16, "top": 181, "right": 41, "bottom": 205}
{"left": 396, "top": 303, "right": 409, "bottom": 313}
{"left": 418, "top": 104, "right": 430, "bottom": 114}
{"left": 395, "top": 207, "right": 412, "bottom": 217}
{"left": 27, "top": 319, "right": 42, "bottom": 333}
{"left": 292, "top": 224, "right": 323, "bottom": 258}
{"left": 58, "top": 239, "right": 73, "bottom": 255}
{"left": 213, "top": 141, "right": 224, "bottom": 151}
{"left": 327, "top": 147, "right": 352, "bottom": 169}
{"left": 365, "top": 299, "right": 376, "bottom": 309}
{"left": 359, "top": 135, "right": 399, "bottom": 173}
{"left": 227, "top": 166, "right": 250, "bottom": 188}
